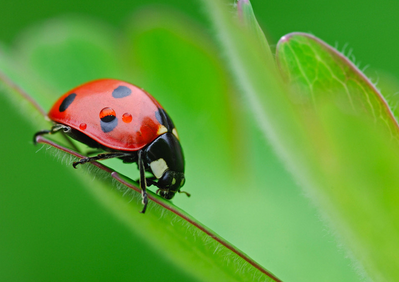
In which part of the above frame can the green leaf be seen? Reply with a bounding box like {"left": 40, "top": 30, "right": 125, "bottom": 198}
{"left": 236, "top": 0, "right": 270, "bottom": 54}
{"left": 277, "top": 33, "right": 399, "bottom": 139}
{"left": 34, "top": 136, "right": 281, "bottom": 282}
{"left": 276, "top": 32, "right": 399, "bottom": 281}
{"left": 377, "top": 70, "right": 399, "bottom": 120}
{"left": 200, "top": 0, "right": 309, "bottom": 171}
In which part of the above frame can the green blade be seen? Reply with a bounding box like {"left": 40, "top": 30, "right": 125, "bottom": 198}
{"left": 277, "top": 32, "right": 399, "bottom": 281}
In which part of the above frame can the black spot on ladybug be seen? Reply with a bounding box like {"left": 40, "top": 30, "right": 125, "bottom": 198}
{"left": 155, "top": 108, "right": 175, "bottom": 132}
{"left": 112, "top": 86, "right": 132, "bottom": 98}
{"left": 59, "top": 93, "right": 77, "bottom": 112}
{"left": 101, "top": 115, "right": 116, "bottom": 123}
{"left": 100, "top": 118, "right": 118, "bottom": 133}
{"left": 99, "top": 107, "right": 116, "bottom": 121}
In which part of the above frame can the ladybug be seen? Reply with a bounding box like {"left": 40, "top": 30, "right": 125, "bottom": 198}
{"left": 34, "top": 79, "right": 188, "bottom": 213}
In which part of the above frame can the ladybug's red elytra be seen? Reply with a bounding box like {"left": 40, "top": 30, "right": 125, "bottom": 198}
{"left": 34, "top": 79, "right": 188, "bottom": 213}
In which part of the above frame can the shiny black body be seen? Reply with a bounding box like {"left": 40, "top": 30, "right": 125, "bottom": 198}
{"left": 143, "top": 133, "right": 185, "bottom": 199}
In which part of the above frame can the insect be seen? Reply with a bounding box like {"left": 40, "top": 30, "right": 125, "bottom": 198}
{"left": 34, "top": 79, "right": 188, "bottom": 213}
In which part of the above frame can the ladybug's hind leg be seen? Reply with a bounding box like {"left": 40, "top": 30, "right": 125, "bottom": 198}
{"left": 73, "top": 151, "right": 149, "bottom": 213}
{"left": 73, "top": 152, "right": 133, "bottom": 168}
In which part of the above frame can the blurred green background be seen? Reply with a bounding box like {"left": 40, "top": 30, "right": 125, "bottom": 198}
{"left": 1, "top": 0, "right": 398, "bottom": 281}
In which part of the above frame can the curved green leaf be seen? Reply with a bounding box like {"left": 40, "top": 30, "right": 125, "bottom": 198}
{"left": 277, "top": 33, "right": 399, "bottom": 139}
{"left": 33, "top": 135, "right": 280, "bottom": 282}
{"left": 276, "top": 32, "right": 399, "bottom": 281}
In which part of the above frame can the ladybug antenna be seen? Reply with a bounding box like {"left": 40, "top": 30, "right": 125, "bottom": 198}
{"left": 179, "top": 190, "right": 191, "bottom": 197}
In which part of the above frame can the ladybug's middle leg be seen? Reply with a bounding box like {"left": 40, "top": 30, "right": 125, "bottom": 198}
{"left": 144, "top": 176, "right": 157, "bottom": 186}
{"left": 73, "top": 152, "right": 132, "bottom": 168}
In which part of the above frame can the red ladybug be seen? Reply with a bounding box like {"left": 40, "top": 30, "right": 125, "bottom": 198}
{"left": 34, "top": 79, "right": 187, "bottom": 213}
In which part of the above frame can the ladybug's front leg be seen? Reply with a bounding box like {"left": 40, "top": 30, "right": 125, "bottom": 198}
{"left": 138, "top": 151, "right": 148, "bottom": 213}
{"left": 33, "top": 124, "right": 71, "bottom": 144}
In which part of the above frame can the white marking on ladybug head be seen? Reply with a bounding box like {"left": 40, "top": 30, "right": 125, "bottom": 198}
{"left": 150, "top": 158, "right": 168, "bottom": 179}
{"left": 157, "top": 125, "right": 168, "bottom": 135}
{"left": 172, "top": 128, "right": 179, "bottom": 140}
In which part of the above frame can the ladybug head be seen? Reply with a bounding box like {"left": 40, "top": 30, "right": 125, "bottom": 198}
{"left": 143, "top": 132, "right": 185, "bottom": 200}
{"left": 156, "top": 170, "right": 185, "bottom": 199}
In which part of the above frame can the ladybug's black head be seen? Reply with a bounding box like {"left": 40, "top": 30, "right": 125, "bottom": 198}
{"left": 143, "top": 132, "right": 185, "bottom": 200}
{"left": 157, "top": 170, "right": 185, "bottom": 199}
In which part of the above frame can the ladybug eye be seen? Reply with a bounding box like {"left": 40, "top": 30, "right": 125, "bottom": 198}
{"left": 100, "top": 107, "right": 116, "bottom": 122}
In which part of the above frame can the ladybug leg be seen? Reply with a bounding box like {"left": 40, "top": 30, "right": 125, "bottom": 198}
{"left": 133, "top": 176, "right": 156, "bottom": 187}
{"left": 85, "top": 149, "right": 104, "bottom": 156}
{"left": 33, "top": 130, "right": 51, "bottom": 144}
{"left": 33, "top": 124, "right": 71, "bottom": 144}
{"left": 145, "top": 177, "right": 157, "bottom": 186}
{"left": 72, "top": 152, "right": 132, "bottom": 168}
{"left": 138, "top": 150, "right": 148, "bottom": 214}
